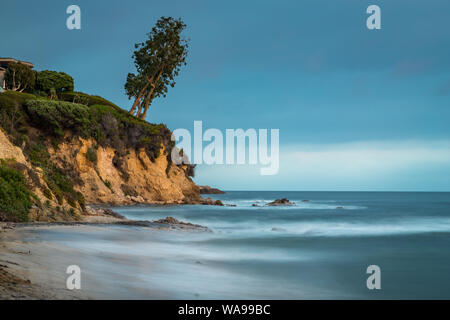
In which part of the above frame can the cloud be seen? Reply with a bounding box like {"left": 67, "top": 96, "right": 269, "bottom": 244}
{"left": 287, "top": 140, "right": 450, "bottom": 178}
{"left": 195, "top": 140, "right": 450, "bottom": 191}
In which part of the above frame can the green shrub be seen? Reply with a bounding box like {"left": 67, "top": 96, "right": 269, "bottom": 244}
{"left": 86, "top": 146, "right": 97, "bottom": 163}
{"left": 28, "top": 143, "right": 51, "bottom": 168}
{"left": 35, "top": 70, "right": 74, "bottom": 93}
{"left": 104, "top": 180, "right": 112, "bottom": 190}
{"left": 59, "top": 92, "right": 120, "bottom": 109}
{"left": 72, "top": 94, "right": 90, "bottom": 106}
{"left": 25, "top": 99, "right": 90, "bottom": 136}
{"left": 0, "top": 161, "right": 33, "bottom": 222}
{"left": 0, "top": 91, "right": 37, "bottom": 103}
{"left": 88, "top": 104, "right": 169, "bottom": 159}
{"left": 0, "top": 91, "right": 36, "bottom": 139}
{"left": 56, "top": 193, "right": 63, "bottom": 205}
{"left": 67, "top": 197, "right": 77, "bottom": 208}
{"left": 43, "top": 188, "right": 53, "bottom": 200}
{"left": 25, "top": 143, "right": 85, "bottom": 209}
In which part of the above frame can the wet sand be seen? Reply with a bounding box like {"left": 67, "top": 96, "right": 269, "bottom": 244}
{"left": 1, "top": 223, "right": 100, "bottom": 299}
{"left": 0, "top": 220, "right": 202, "bottom": 300}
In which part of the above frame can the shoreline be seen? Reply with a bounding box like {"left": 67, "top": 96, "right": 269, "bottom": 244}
{"left": 0, "top": 208, "right": 211, "bottom": 300}
{"left": 0, "top": 222, "right": 88, "bottom": 299}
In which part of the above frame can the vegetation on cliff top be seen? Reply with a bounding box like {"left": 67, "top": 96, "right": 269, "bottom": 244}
{"left": 0, "top": 90, "right": 173, "bottom": 159}
{"left": 3, "top": 62, "right": 74, "bottom": 97}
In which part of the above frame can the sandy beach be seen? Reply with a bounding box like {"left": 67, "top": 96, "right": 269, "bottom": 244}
{"left": 1, "top": 223, "right": 99, "bottom": 299}
{"left": 0, "top": 216, "right": 210, "bottom": 300}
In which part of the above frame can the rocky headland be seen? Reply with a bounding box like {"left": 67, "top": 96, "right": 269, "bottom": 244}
{"left": 0, "top": 91, "right": 225, "bottom": 224}
{"left": 199, "top": 185, "right": 225, "bottom": 194}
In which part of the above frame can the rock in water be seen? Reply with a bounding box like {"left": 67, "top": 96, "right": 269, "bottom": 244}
{"left": 202, "top": 198, "right": 224, "bottom": 206}
{"left": 152, "top": 216, "right": 211, "bottom": 232}
{"left": 267, "top": 198, "right": 296, "bottom": 206}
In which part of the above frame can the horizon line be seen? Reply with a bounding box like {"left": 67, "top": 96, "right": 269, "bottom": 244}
{"left": 216, "top": 190, "right": 450, "bottom": 193}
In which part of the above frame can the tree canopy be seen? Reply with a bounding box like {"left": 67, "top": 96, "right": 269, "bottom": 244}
{"left": 4, "top": 62, "right": 35, "bottom": 92}
{"left": 35, "top": 70, "right": 74, "bottom": 94}
{"left": 126, "top": 16, "right": 189, "bottom": 119}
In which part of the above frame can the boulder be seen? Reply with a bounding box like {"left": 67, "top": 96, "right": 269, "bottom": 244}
{"left": 152, "top": 216, "right": 211, "bottom": 232}
{"left": 267, "top": 198, "right": 296, "bottom": 206}
{"left": 202, "top": 198, "right": 224, "bottom": 206}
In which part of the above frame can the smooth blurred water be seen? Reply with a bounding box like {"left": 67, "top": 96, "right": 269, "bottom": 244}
{"left": 28, "top": 192, "right": 450, "bottom": 299}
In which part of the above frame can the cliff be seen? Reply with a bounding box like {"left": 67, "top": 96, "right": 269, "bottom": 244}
{"left": 0, "top": 91, "right": 202, "bottom": 222}
{"left": 49, "top": 137, "right": 200, "bottom": 205}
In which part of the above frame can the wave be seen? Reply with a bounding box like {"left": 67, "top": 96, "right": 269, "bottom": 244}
{"left": 195, "top": 217, "right": 450, "bottom": 238}
{"left": 220, "top": 199, "right": 366, "bottom": 210}
{"left": 278, "top": 219, "right": 450, "bottom": 237}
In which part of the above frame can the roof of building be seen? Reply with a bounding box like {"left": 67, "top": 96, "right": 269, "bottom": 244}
{"left": 0, "top": 58, "right": 34, "bottom": 68}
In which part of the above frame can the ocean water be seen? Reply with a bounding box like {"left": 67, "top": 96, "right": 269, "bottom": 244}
{"left": 26, "top": 191, "right": 450, "bottom": 299}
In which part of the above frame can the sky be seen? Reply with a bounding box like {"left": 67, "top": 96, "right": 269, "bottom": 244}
{"left": 1, "top": 0, "right": 449, "bottom": 191}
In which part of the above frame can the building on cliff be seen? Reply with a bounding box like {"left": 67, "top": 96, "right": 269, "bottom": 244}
{"left": 0, "top": 58, "right": 34, "bottom": 92}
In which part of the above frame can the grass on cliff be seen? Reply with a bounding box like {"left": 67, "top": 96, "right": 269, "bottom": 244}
{"left": 26, "top": 142, "right": 85, "bottom": 208}
{"left": 0, "top": 160, "right": 34, "bottom": 222}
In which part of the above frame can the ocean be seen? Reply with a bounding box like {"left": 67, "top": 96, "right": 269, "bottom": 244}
{"left": 24, "top": 191, "right": 450, "bottom": 299}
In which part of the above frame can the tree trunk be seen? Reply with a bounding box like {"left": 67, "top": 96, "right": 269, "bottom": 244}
{"left": 136, "top": 99, "right": 144, "bottom": 118}
{"left": 129, "top": 79, "right": 151, "bottom": 115}
{"left": 129, "top": 73, "right": 157, "bottom": 115}
{"left": 12, "top": 69, "right": 16, "bottom": 91}
{"left": 133, "top": 94, "right": 145, "bottom": 117}
{"left": 140, "top": 96, "right": 152, "bottom": 120}
{"left": 139, "top": 68, "right": 164, "bottom": 119}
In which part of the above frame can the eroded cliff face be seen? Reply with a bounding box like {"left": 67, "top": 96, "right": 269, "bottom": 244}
{"left": 49, "top": 137, "right": 201, "bottom": 205}
{"left": 0, "top": 128, "right": 202, "bottom": 221}
{"left": 0, "top": 129, "right": 27, "bottom": 164}
{"left": 0, "top": 128, "right": 76, "bottom": 221}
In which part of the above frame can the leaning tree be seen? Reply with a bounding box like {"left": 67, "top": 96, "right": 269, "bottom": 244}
{"left": 126, "top": 16, "right": 189, "bottom": 119}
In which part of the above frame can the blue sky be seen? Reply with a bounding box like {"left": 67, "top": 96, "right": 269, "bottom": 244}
{"left": 1, "top": 0, "right": 450, "bottom": 190}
